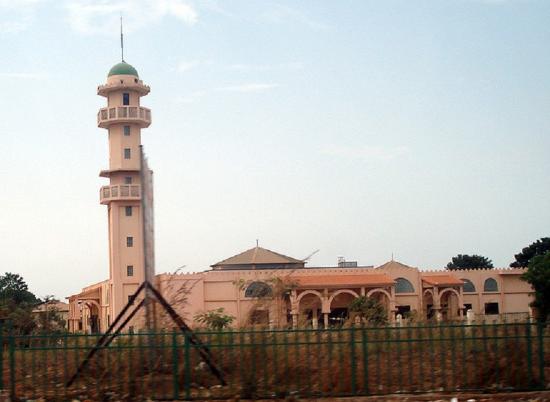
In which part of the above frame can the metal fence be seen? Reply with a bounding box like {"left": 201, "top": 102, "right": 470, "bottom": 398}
{"left": 1, "top": 321, "right": 549, "bottom": 401}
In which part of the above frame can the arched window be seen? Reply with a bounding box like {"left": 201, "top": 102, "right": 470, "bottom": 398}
{"left": 395, "top": 277, "right": 414, "bottom": 293}
{"left": 461, "top": 279, "right": 476, "bottom": 293}
{"left": 245, "top": 281, "right": 272, "bottom": 298}
{"left": 483, "top": 278, "right": 498, "bottom": 292}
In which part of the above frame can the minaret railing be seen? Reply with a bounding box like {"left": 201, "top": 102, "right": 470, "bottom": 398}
{"left": 97, "top": 106, "right": 151, "bottom": 127}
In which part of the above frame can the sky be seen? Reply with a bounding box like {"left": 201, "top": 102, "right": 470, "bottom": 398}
{"left": 1, "top": 0, "right": 549, "bottom": 300}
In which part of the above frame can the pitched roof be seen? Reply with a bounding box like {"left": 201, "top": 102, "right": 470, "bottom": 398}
{"left": 291, "top": 273, "right": 394, "bottom": 287}
{"left": 422, "top": 274, "right": 464, "bottom": 286}
{"left": 375, "top": 260, "right": 417, "bottom": 271}
{"left": 211, "top": 246, "right": 303, "bottom": 267}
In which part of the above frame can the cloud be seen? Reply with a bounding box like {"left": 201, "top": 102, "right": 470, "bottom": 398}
{"left": 262, "top": 4, "right": 331, "bottom": 31}
{"left": 321, "top": 145, "right": 410, "bottom": 161}
{"left": 217, "top": 83, "right": 279, "bottom": 93}
{"left": 0, "top": 0, "right": 43, "bottom": 33}
{"left": 65, "top": 0, "right": 197, "bottom": 35}
{"left": 177, "top": 60, "right": 201, "bottom": 73}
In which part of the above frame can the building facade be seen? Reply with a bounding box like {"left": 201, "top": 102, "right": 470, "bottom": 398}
{"left": 66, "top": 61, "right": 534, "bottom": 333}
{"left": 68, "top": 60, "right": 151, "bottom": 333}
{"left": 69, "top": 244, "right": 534, "bottom": 332}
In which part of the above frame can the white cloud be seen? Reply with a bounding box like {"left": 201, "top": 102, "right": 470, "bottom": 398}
{"left": 177, "top": 60, "right": 201, "bottom": 73}
{"left": 0, "top": 0, "right": 43, "bottom": 33}
{"left": 321, "top": 145, "right": 410, "bottom": 161}
{"left": 262, "top": 4, "right": 331, "bottom": 31}
{"left": 217, "top": 83, "right": 279, "bottom": 93}
{"left": 65, "top": 0, "right": 197, "bottom": 35}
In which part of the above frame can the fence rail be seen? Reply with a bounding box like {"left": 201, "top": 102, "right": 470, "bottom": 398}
{"left": 1, "top": 322, "right": 549, "bottom": 401}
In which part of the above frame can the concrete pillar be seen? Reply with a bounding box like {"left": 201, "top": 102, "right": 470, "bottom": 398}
{"left": 292, "top": 313, "right": 298, "bottom": 329}
{"left": 312, "top": 309, "right": 318, "bottom": 329}
{"left": 323, "top": 313, "right": 329, "bottom": 328}
{"left": 466, "top": 309, "right": 475, "bottom": 325}
{"left": 396, "top": 314, "right": 403, "bottom": 327}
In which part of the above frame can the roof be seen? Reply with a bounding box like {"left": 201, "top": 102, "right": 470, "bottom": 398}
{"left": 212, "top": 246, "right": 303, "bottom": 267}
{"left": 108, "top": 61, "right": 139, "bottom": 77}
{"left": 422, "top": 274, "right": 464, "bottom": 286}
{"left": 32, "top": 301, "right": 69, "bottom": 313}
{"left": 291, "top": 274, "right": 394, "bottom": 287}
{"left": 376, "top": 260, "right": 417, "bottom": 271}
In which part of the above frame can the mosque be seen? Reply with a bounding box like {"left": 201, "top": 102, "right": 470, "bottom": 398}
{"left": 66, "top": 60, "right": 534, "bottom": 333}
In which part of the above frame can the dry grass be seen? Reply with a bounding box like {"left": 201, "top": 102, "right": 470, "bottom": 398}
{"left": 3, "top": 322, "right": 549, "bottom": 401}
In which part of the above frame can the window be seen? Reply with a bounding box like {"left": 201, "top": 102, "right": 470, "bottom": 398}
{"left": 244, "top": 282, "right": 272, "bottom": 298}
{"left": 395, "top": 277, "right": 414, "bottom": 293}
{"left": 484, "top": 278, "right": 498, "bottom": 292}
{"left": 462, "top": 279, "right": 476, "bottom": 293}
{"left": 396, "top": 305, "right": 411, "bottom": 317}
{"left": 484, "top": 302, "right": 499, "bottom": 315}
{"left": 464, "top": 303, "right": 473, "bottom": 312}
{"left": 125, "top": 206, "right": 132, "bottom": 216}
{"left": 124, "top": 148, "right": 131, "bottom": 159}
{"left": 124, "top": 176, "right": 132, "bottom": 184}
{"left": 127, "top": 265, "right": 134, "bottom": 276}
{"left": 126, "top": 236, "right": 133, "bottom": 247}
{"left": 250, "top": 310, "right": 269, "bottom": 325}
{"left": 128, "top": 295, "right": 134, "bottom": 303}
{"left": 123, "top": 125, "right": 131, "bottom": 136}
{"left": 123, "top": 93, "right": 130, "bottom": 105}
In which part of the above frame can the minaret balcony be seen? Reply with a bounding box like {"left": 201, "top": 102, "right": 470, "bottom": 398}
{"left": 97, "top": 106, "right": 151, "bottom": 128}
{"left": 100, "top": 184, "right": 141, "bottom": 204}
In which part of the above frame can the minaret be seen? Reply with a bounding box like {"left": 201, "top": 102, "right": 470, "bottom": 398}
{"left": 97, "top": 60, "right": 151, "bottom": 326}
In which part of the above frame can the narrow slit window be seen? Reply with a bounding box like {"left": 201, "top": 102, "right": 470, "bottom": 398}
{"left": 126, "top": 236, "right": 133, "bottom": 247}
{"left": 123, "top": 126, "right": 131, "bottom": 136}
{"left": 124, "top": 148, "right": 131, "bottom": 159}
{"left": 124, "top": 176, "right": 132, "bottom": 184}
{"left": 127, "top": 265, "right": 134, "bottom": 276}
{"left": 125, "top": 206, "right": 132, "bottom": 216}
{"left": 123, "top": 93, "right": 130, "bottom": 105}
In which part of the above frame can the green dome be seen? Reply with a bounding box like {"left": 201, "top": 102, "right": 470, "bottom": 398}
{"left": 108, "top": 61, "right": 139, "bottom": 77}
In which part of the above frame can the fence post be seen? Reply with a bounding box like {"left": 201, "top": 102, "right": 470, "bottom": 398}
{"left": 526, "top": 322, "right": 533, "bottom": 388}
{"left": 172, "top": 332, "right": 179, "bottom": 400}
{"left": 0, "top": 320, "right": 3, "bottom": 391}
{"left": 350, "top": 326, "right": 357, "bottom": 395}
{"left": 8, "top": 323, "right": 15, "bottom": 399}
{"left": 361, "top": 324, "right": 369, "bottom": 395}
{"left": 184, "top": 333, "right": 191, "bottom": 400}
{"left": 537, "top": 321, "right": 545, "bottom": 389}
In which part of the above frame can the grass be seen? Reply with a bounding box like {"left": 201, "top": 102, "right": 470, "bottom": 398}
{"left": 2, "top": 321, "right": 549, "bottom": 401}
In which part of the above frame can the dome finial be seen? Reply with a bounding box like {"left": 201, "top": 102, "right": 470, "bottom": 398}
{"left": 120, "top": 14, "right": 124, "bottom": 62}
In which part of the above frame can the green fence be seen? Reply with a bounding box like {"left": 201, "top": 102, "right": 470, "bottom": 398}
{"left": 1, "top": 322, "right": 549, "bottom": 401}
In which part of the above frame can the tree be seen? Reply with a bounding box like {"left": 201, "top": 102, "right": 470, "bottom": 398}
{"left": 194, "top": 308, "right": 235, "bottom": 331}
{"left": 0, "top": 272, "right": 39, "bottom": 336}
{"left": 348, "top": 296, "right": 388, "bottom": 326}
{"left": 34, "top": 296, "right": 67, "bottom": 334}
{"left": 446, "top": 254, "right": 493, "bottom": 270}
{"left": 511, "top": 237, "right": 550, "bottom": 268}
{"left": 0, "top": 272, "right": 38, "bottom": 305}
{"left": 521, "top": 251, "right": 550, "bottom": 322}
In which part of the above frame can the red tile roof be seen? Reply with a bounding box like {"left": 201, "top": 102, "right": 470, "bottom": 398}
{"left": 292, "top": 274, "right": 394, "bottom": 287}
{"left": 422, "top": 275, "right": 464, "bottom": 286}
{"left": 212, "top": 246, "right": 303, "bottom": 267}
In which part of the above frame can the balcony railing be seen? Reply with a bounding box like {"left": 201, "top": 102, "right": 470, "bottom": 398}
{"left": 100, "top": 184, "right": 141, "bottom": 204}
{"left": 97, "top": 106, "right": 151, "bottom": 128}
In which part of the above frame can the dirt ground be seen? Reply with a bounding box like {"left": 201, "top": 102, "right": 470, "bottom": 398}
{"left": 209, "top": 391, "right": 550, "bottom": 402}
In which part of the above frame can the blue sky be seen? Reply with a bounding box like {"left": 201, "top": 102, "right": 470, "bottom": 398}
{"left": 1, "top": 0, "right": 549, "bottom": 299}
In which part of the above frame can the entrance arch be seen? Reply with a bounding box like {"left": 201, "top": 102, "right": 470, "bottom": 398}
{"left": 439, "top": 288, "right": 461, "bottom": 320}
